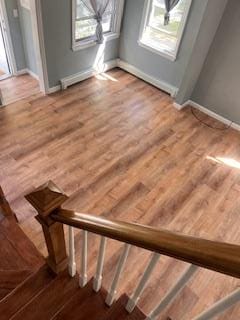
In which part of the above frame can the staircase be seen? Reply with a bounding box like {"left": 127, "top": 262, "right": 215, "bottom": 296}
{"left": 1, "top": 181, "right": 240, "bottom": 320}
{"left": 0, "top": 187, "right": 146, "bottom": 319}
{"left": 0, "top": 264, "right": 145, "bottom": 319}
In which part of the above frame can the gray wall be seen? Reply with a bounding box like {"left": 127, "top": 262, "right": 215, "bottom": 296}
{"left": 4, "top": 0, "right": 26, "bottom": 71}
{"left": 176, "top": 0, "right": 228, "bottom": 104}
{"left": 41, "top": 0, "right": 120, "bottom": 88}
{"left": 119, "top": 0, "right": 210, "bottom": 90}
{"left": 192, "top": 0, "right": 240, "bottom": 124}
{"left": 18, "top": 4, "right": 38, "bottom": 75}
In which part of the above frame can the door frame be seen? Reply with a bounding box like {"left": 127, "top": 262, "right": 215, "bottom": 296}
{"left": 30, "top": 0, "right": 49, "bottom": 94}
{"left": 0, "top": 0, "right": 50, "bottom": 102}
{"left": 0, "top": 0, "right": 17, "bottom": 75}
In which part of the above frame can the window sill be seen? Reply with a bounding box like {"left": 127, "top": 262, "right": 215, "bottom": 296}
{"left": 72, "top": 32, "right": 120, "bottom": 52}
{"left": 138, "top": 39, "right": 177, "bottom": 62}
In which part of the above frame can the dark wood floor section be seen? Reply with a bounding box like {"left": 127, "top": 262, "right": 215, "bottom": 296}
{"left": 0, "top": 216, "right": 44, "bottom": 300}
{"left": 0, "top": 69, "right": 240, "bottom": 319}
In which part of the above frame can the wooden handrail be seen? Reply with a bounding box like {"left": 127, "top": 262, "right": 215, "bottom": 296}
{"left": 52, "top": 209, "right": 240, "bottom": 279}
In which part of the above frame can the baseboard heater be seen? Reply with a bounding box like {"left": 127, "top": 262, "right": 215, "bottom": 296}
{"left": 60, "top": 59, "right": 118, "bottom": 90}
{"left": 59, "top": 58, "right": 178, "bottom": 97}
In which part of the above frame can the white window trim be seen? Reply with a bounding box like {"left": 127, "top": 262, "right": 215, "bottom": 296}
{"left": 72, "top": 0, "right": 124, "bottom": 51}
{"left": 138, "top": 0, "right": 192, "bottom": 61}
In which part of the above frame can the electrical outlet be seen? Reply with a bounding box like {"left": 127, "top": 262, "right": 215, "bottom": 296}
{"left": 13, "top": 9, "right": 18, "bottom": 18}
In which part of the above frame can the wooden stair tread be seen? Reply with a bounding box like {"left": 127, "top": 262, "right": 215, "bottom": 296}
{"left": 0, "top": 217, "right": 44, "bottom": 271}
{"left": 105, "top": 294, "right": 146, "bottom": 320}
{"left": 0, "top": 265, "right": 54, "bottom": 320}
{"left": 53, "top": 279, "right": 110, "bottom": 320}
{"left": 0, "top": 269, "right": 32, "bottom": 300}
{"left": 11, "top": 270, "right": 79, "bottom": 320}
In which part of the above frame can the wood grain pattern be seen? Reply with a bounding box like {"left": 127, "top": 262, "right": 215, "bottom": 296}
{"left": 0, "top": 265, "right": 54, "bottom": 320}
{"left": 0, "top": 185, "right": 15, "bottom": 219}
{"left": 0, "top": 74, "right": 40, "bottom": 105}
{"left": 105, "top": 294, "right": 146, "bottom": 320}
{"left": 0, "top": 269, "right": 31, "bottom": 299}
{"left": 1, "top": 69, "right": 240, "bottom": 318}
{"left": 0, "top": 216, "right": 44, "bottom": 301}
{"left": 11, "top": 270, "right": 79, "bottom": 320}
{"left": 52, "top": 279, "right": 109, "bottom": 320}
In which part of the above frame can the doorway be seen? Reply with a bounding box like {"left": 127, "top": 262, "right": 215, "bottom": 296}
{"left": 0, "top": 1, "right": 14, "bottom": 80}
{"left": 0, "top": 22, "right": 10, "bottom": 79}
{"left": 0, "top": 0, "right": 47, "bottom": 107}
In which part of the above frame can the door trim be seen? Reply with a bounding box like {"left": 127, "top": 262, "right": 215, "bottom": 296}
{"left": 0, "top": 0, "right": 17, "bottom": 75}
{"left": 29, "top": 0, "right": 49, "bottom": 94}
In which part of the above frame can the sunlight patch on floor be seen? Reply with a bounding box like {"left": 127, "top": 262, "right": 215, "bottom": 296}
{"left": 207, "top": 156, "right": 240, "bottom": 169}
{"left": 95, "top": 73, "right": 118, "bottom": 82}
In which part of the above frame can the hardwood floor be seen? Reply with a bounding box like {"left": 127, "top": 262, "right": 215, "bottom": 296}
{"left": 0, "top": 216, "right": 44, "bottom": 300}
{"left": 0, "top": 74, "right": 40, "bottom": 105}
{"left": 0, "top": 69, "right": 240, "bottom": 319}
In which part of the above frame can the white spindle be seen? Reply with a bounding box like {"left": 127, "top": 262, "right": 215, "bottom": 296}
{"left": 79, "top": 230, "right": 88, "bottom": 288}
{"left": 126, "top": 252, "right": 160, "bottom": 313}
{"left": 193, "top": 288, "right": 240, "bottom": 320}
{"left": 147, "top": 264, "right": 198, "bottom": 320}
{"left": 93, "top": 237, "right": 107, "bottom": 292}
{"left": 68, "top": 226, "right": 76, "bottom": 277}
{"left": 105, "top": 243, "right": 131, "bottom": 306}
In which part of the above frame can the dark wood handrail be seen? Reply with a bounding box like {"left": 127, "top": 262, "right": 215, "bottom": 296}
{"left": 52, "top": 208, "right": 240, "bottom": 279}
{"left": 25, "top": 181, "right": 240, "bottom": 277}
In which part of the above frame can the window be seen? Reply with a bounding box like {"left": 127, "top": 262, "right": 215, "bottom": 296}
{"left": 139, "top": 0, "right": 192, "bottom": 60}
{"left": 72, "top": 0, "right": 124, "bottom": 51}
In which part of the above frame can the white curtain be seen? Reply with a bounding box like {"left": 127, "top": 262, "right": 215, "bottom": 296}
{"left": 164, "top": 0, "right": 180, "bottom": 25}
{"left": 81, "top": 0, "right": 111, "bottom": 44}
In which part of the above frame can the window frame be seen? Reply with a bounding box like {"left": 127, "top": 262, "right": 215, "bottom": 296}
{"left": 138, "top": 0, "right": 192, "bottom": 61}
{"left": 72, "top": 0, "right": 124, "bottom": 51}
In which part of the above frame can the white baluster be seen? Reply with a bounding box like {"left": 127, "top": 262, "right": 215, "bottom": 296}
{"left": 105, "top": 243, "right": 131, "bottom": 306}
{"left": 126, "top": 252, "right": 160, "bottom": 313}
{"left": 68, "top": 226, "right": 76, "bottom": 277}
{"left": 193, "top": 288, "right": 240, "bottom": 320}
{"left": 93, "top": 237, "right": 107, "bottom": 292}
{"left": 79, "top": 230, "right": 88, "bottom": 288}
{"left": 147, "top": 264, "right": 198, "bottom": 320}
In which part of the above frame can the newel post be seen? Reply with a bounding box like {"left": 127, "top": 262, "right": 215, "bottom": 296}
{"left": 25, "top": 181, "right": 69, "bottom": 274}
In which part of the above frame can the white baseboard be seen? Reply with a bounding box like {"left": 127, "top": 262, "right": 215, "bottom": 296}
{"left": 176, "top": 99, "right": 240, "bottom": 132}
{"left": 117, "top": 59, "right": 178, "bottom": 97}
{"left": 60, "top": 59, "right": 118, "bottom": 90}
{"left": 14, "top": 68, "right": 39, "bottom": 80}
{"left": 48, "top": 59, "right": 179, "bottom": 97}
{"left": 14, "top": 69, "right": 28, "bottom": 76}
{"left": 47, "top": 85, "right": 61, "bottom": 94}
{"left": 173, "top": 101, "right": 189, "bottom": 111}
{"left": 26, "top": 69, "right": 39, "bottom": 80}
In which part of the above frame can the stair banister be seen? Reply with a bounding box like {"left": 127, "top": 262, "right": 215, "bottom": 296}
{"left": 126, "top": 252, "right": 160, "bottom": 313}
{"left": 25, "top": 181, "right": 69, "bottom": 274}
{"left": 80, "top": 230, "right": 88, "bottom": 287}
{"left": 68, "top": 226, "right": 77, "bottom": 277}
{"left": 105, "top": 243, "right": 131, "bottom": 306}
{"left": 93, "top": 236, "right": 107, "bottom": 292}
{"left": 25, "top": 181, "right": 240, "bottom": 319}
{"left": 25, "top": 181, "right": 240, "bottom": 279}
{"left": 52, "top": 208, "right": 240, "bottom": 279}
